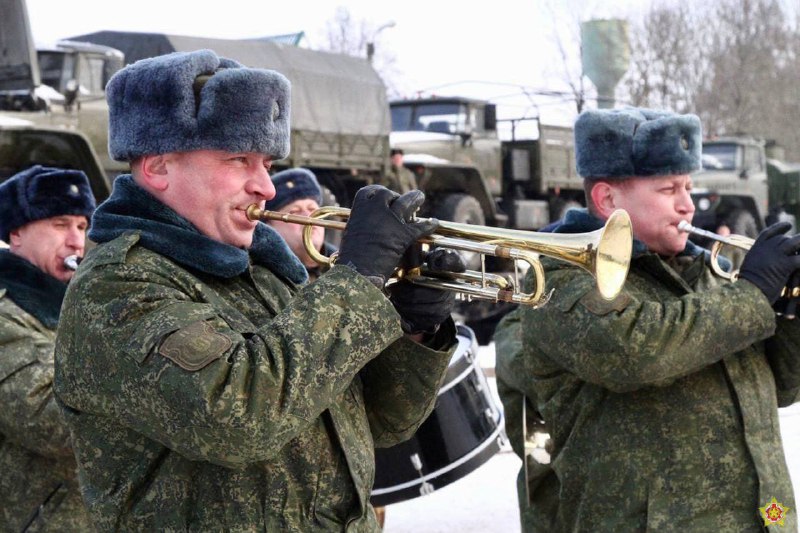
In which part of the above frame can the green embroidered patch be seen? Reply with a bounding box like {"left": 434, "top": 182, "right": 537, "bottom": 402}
{"left": 158, "top": 320, "right": 232, "bottom": 371}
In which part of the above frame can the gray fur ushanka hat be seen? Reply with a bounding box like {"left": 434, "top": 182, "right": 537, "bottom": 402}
{"left": 106, "top": 49, "right": 291, "bottom": 161}
{"left": 574, "top": 107, "right": 702, "bottom": 179}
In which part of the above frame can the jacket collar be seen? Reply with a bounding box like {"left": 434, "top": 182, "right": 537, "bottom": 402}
{"left": 89, "top": 175, "right": 308, "bottom": 284}
{"left": 0, "top": 249, "right": 66, "bottom": 328}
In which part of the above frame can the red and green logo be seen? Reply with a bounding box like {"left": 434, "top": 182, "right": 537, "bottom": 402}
{"left": 760, "top": 497, "right": 791, "bottom": 527}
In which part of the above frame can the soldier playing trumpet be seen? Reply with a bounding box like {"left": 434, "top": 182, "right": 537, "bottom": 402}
{"left": 53, "top": 49, "right": 462, "bottom": 531}
{"left": 0, "top": 165, "right": 95, "bottom": 531}
{"left": 496, "top": 107, "right": 800, "bottom": 532}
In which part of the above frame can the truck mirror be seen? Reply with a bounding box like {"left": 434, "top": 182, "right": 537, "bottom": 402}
{"left": 484, "top": 104, "right": 497, "bottom": 131}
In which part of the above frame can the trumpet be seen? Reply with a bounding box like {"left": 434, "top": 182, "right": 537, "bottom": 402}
{"left": 679, "top": 220, "right": 800, "bottom": 310}
{"left": 247, "top": 204, "right": 633, "bottom": 307}
{"left": 677, "top": 220, "right": 753, "bottom": 281}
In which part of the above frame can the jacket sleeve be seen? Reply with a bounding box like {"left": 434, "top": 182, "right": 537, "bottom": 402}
{"left": 55, "top": 263, "right": 407, "bottom": 468}
{"left": 361, "top": 319, "right": 455, "bottom": 447}
{"left": 765, "top": 316, "right": 800, "bottom": 407}
{"left": 528, "top": 268, "right": 777, "bottom": 393}
{"left": 0, "top": 304, "right": 73, "bottom": 458}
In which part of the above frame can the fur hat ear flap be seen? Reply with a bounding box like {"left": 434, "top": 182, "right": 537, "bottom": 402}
{"left": 0, "top": 165, "right": 96, "bottom": 242}
{"left": 575, "top": 107, "right": 702, "bottom": 179}
{"left": 107, "top": 49, "right": 291, "bottom": 161}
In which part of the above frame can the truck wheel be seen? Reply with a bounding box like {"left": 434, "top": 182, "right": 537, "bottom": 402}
{"left": 434, "top": 194, "right": 485, "bottom": 270}
{"left": 727, "top": 209, "right": 759, "bottom": 238}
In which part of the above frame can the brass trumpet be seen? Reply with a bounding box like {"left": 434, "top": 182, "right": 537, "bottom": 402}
{"left": 677, "top": 220, "right": 753, "bottom": 281}
{"left": 247, "top": 204, "right": 633, "bottom": 307}
{"left": 679, "top": 220, "right": 800, "bottom": 305}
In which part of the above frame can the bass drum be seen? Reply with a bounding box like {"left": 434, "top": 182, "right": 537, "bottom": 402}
{"left": 371, "top": 324, "right": 506, "bottom": 506}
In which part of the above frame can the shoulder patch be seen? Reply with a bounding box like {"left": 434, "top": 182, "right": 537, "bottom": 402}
{"left": 158, "top": 320, "right": 232, "bottom": 371}
{"left": 579, "top": 289, "right": 632, "bottom": 316}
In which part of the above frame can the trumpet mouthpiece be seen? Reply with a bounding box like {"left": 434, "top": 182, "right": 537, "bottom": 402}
{"left": 64, "top": 255, "right": 81, "bottom": 271}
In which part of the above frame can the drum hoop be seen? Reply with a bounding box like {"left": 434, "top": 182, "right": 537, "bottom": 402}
{"left": 370, "top": 413, "right": 505, "bottom": 497}
{"left": 439, "top": 347, "right": 479, "bottom": 395}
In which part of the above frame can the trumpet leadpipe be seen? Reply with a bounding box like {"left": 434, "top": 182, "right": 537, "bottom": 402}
{"left": 677, "top": 220, "right": 752, "bottom": 250}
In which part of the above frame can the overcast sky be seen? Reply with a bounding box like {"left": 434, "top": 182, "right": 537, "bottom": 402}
{"left": 25, "top": 0, "right": 648, "bottom": 128}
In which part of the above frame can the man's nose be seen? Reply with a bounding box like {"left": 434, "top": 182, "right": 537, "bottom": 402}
{"left": 66, "top": 227, "right": 86, "bottom": 250}
{"left": 678, "top": 189, "right": 695, "bottom": 214}
{"left": 247, "top": 167, "right": 276, "bottom": 200}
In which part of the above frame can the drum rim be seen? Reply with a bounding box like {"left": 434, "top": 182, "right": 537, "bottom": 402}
{"left": 370, "top": 412, "right": 505, "bottom": 496}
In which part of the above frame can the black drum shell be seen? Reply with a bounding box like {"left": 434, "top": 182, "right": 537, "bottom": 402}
{"left": 371, "top": 324, "right": 505, "bottom": 507}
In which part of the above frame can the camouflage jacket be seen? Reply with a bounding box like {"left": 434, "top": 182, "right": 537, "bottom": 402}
{"left": 496, "top": 211, "right": 800, "bottom": 532}
{"left": 0, "top": 251, "right": 91, "bottom": 532}
{"left": 54, "top": 232, "right": 454, "bottom": 532}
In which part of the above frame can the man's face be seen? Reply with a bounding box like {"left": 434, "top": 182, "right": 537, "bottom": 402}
{"left": 10, "top": 215, "right": 89, "bottom": 282}
{"left": 268, "top": 198, "right": 324, "bottom": 267}
{"left": 609, "top": 174, "right": 695, "bottom": 256}
{"left": 161, "top": 150, "right": 276, "bottom": 248}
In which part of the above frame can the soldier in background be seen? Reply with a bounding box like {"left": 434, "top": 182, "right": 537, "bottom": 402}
{"left": 496, "top": 107, "right": 800, "bottom": 531}
{"left": 54, "top": 49, "right": 460, "bottom": 531}
{"left": 0, "top": 165, "right": 95, "bottom": 531}
{"left": 386, "top": 148, "right": 418, "bottom": 194}
{"left": 262, "top": 168, "right": 337, "bottom": 282}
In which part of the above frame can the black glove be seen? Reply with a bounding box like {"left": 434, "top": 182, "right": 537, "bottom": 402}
{"left": 738, "top": 222, "right": 800, "bottom": 304}
{"left": 388, "top": 248, "right": 467, "bottom": 335}
{"left": 337, "top": 185, "right": 438, "bottom": 287}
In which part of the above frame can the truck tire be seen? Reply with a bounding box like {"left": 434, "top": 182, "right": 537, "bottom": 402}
{"left": 727, "top": 209, "right": 759, "bottom": 238}
{"left": 435, "top": 193, "right": 486, "bottom": 226}
{"left": 433, "top": 194, "right": 485, "bottom": 270}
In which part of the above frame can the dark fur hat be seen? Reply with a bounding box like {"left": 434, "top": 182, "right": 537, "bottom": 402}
{"left": 264, "top": 168, "right": 322, "bottom": 211}
{"left": 107, "top": 49, "right": 291, "bottom": 162}
{"left": 575, "top": 107, "right": 702, "bottom": 179}
{"left": 0, "top": 165, "right": 96, "bottom": 242}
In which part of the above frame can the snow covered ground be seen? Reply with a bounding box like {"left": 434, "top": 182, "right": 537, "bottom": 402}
{"left": 382, "top": 342, "right": 800, "bottom": 533}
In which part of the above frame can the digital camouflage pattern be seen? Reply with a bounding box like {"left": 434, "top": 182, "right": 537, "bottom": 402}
{"left": 0, "top": 290, "right": 91, "bottom": 532}
{"left": 497, "top": 250, "right": 800, "bottom": 532}
{"left": 54, "top": 233, "right": 454, "bottom": 531}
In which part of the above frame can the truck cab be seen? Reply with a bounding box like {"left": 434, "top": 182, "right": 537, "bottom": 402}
{"left": 389, "top": 97, "right": 505, "bottom": 228}
{"left": 690, "top": 137, "right": 770, "bottom": 238}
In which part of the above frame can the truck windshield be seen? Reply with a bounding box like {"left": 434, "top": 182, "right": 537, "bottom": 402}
{"left": 702, "top": 144, "right": 737, "bottom": 171}
{"left": 391, "top": 102, "right": 467, "bottom": 134}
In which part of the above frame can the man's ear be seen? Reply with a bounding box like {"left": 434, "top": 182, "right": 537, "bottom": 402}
{"left": 8, "top": 227, "right": 22, "bottom": 248}
{"left": 138, "top": 154, "right": 171, "bottom": 191}
{"left": 589, "top": 181, "right": 618, "bottom": 219}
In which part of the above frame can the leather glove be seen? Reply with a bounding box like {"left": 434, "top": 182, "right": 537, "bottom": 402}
{"left": 388, "top": 248, "right": 467, "bottom": 335}
{"left": 337, "top": 185, "right": 438, "bottom": 288}
{"left": 738, "top": 222, "right": 800, "bottom": 304}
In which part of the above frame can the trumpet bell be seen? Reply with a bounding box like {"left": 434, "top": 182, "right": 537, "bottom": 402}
{"left": 595, "top": 209, "right": 634, "bottom": 300}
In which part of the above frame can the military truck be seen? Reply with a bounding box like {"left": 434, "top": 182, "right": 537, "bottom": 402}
{"left": 0, "top": 0, "right": 127, "bottom": 178}
{"left": 25, "top": 29, "right": 394, "bottom": 208}
{"left": 389, "top": 96, "right": 582, "bottom": 231}
{"left": 689, "top": 136, "right": 773, "bottom": 239}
